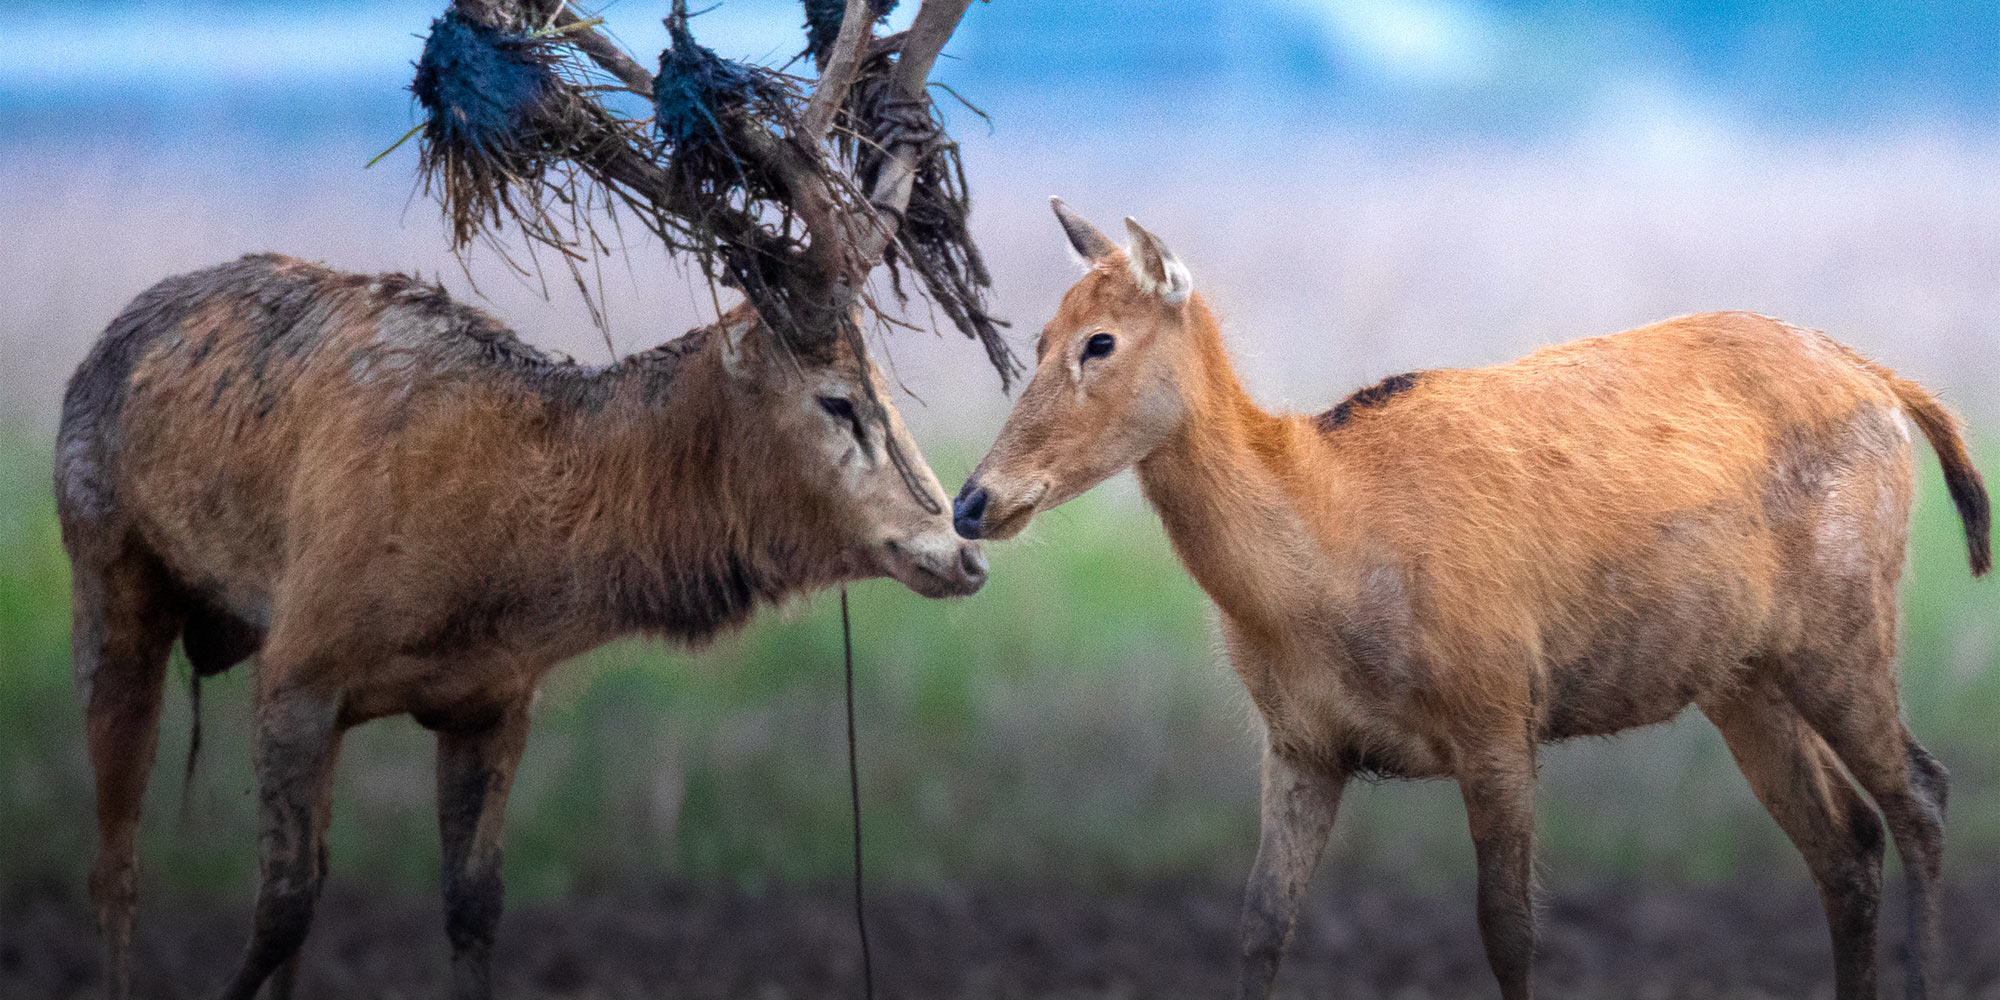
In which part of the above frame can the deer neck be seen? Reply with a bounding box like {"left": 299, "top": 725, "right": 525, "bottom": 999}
{"left": 1134, "top": 314, "right": 1341, "bottom": 650}
{"left": 539, "top": 350, "right": 794, "bottom": 642}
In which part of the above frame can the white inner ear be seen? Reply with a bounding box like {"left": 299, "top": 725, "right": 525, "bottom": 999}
{"left": 720, "top": 317, "right": 756, "bottom": 376}
{"left": 1128, "top": 239, "right": 1193, "bottom": 304}
{"left": 1062, "top": 240, "right": 1098, "bottom": 273}
{"left": 1157, "top": 254, "right": 1193, "bottom": 304}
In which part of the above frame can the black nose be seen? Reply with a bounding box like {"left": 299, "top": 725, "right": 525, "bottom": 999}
{"left": 953, "top": 483, "right": 988, "bottom": 540}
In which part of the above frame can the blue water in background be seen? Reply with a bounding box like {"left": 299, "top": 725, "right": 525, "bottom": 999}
{"left": 4, "top": 0, "right": 1995, "bottom": 156}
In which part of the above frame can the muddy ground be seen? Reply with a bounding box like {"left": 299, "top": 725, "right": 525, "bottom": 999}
{"left": 7, "top": 874, "right": 2000, "bottom": 999}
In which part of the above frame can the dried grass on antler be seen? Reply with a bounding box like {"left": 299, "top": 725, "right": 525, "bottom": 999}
{"left": 409, "top": 3, "right": 798, "bottom": 273}
{"left": 410, "top": 7, "right": 575, "bottom": 250}
{"left": 849, "top": 68, "right": 1011, "bottom": 382}
{"left": 401, "top": 0, "right": 1019, "bottom": 387}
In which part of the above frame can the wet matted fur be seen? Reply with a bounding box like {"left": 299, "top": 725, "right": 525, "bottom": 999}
{"left": 56, "top": 253, "right": 984, "bottom": 1000}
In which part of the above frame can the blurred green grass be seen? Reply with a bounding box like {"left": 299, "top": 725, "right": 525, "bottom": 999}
{"left": 3, "top": 427, "right": 1998, "bottom": 903}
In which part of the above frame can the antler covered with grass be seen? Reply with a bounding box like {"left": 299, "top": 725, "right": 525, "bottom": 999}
{"left": 398, "top": 0, "right": 1017, "bottom": 387}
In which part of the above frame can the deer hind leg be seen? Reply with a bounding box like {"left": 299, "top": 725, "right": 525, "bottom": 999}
{"left": 433, "top": 704, "right": 531, "bottom": 1000}
{"left": 216, "top": 685, "right": 343, "bottom": 1000}
{"left": 1700, "top": 679, "right": 1883, "bottom": 1000}
{"left": 1784, "top": 658, "right": 1947, "bottom": 1000}
{"left": 1456, "top": 738, "right": 1538, "bottom": 1000}
{"left": 73, "top": 547, "right": 180, "bottom": 1000}
{"left": 1236, "top": 747, "right": 1345, "bottom": 1000}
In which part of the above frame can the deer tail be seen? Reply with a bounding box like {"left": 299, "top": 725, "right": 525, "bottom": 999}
{"left": 1871, "top": 364, "right": 1991, "bottom": 577}
{"left": 176, "top": 670, "right": 202, "bottom": 829}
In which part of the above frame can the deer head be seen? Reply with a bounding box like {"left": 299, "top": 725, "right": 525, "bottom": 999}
{"left": 954, "top": 199, "right": 1199, "bottom": 540}
{"left": 709, "top": 310, "right": 984, "bottom": 597}
{"left": 401, "top": 0, "right": 1017, "bottom": 592}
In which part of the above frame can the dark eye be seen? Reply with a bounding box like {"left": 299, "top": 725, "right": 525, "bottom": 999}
{"left": 1082, "top": 332, "right": 1115, "bottom": 360}
{"left": 818, "top": 396, "right": 866, "bottom": 443}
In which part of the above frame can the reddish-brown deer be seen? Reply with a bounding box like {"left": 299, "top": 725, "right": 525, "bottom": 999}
{"left": 953, "top": 199, "right": 1990, "bottom": 1000}
{"left": 57, "top": 256, "right": 985, "bottom": 999}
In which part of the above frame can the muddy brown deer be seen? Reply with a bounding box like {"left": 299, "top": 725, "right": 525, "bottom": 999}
{"left": 57, "top": 1, "right": 1010, "bottom": 997}
{"left": 58, "top": 255, "right": 983, "bottom": 1000}
{"left": 953, "top": 199, "right": 1991, "bottom": 1000}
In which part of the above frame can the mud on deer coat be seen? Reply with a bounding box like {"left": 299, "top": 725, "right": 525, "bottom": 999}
{"left": 56, "top": 254, "right": 984, "bottom": 1000}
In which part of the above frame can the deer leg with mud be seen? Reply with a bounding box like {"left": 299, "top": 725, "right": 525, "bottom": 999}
{"left": 1236, "top": 749, "right": 1344, "bottom": 1000}
{"left": 434, "top": 703, "right": 531, "bottom": 1000}
{"left": 216, "top": 687, "right": 343, "bottom": 1000}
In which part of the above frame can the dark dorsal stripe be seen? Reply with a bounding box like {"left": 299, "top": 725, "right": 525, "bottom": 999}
{"left": 1315, "top": 371, "right": 1426, "bottom": 432}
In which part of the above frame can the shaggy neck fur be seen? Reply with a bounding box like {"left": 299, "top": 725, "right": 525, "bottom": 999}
{"left": 517, "top": 334, "right": 853, "bottom": 646}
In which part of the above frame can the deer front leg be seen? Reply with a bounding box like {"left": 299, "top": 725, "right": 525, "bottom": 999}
{"left": 1237, "top": 747, "right": 1345, "bottom": 1000}
{"left": 1457, "top": 742, "right": 1538, "bottom": 1000}
{"left": 435, "top": 704, "right": 531, "bottom": 1000}
{"left": 216, "top": 686, "right": 343, "bottom": 1000}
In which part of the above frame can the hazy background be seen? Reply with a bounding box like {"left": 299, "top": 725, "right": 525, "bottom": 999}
{"left": 3, "top": 0, "right": 2000, "bottom": 992}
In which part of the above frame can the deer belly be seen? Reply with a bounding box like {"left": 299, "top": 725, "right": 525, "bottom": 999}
{"left": 1537, "top": 587, "right": 1766, "bottom": 741}
{"left": 1241, "top": 644, "right": 1454, "bottom": 780}
{"left": 344, "top": 642, "right": 561, "bottom": 728}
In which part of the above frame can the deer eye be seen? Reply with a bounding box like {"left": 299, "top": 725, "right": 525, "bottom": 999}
{"left": 818, "top": 396, "right": 865, "bottom": 443}
{"left": 1082, "top": 332, "right": 1115, "bottom": 360}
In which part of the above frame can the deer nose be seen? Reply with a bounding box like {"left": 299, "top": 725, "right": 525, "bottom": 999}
{"left": 953, "top": 483, "right": 988, "bottom": 540}
{"left": 958, "top": 544, "right": 988, "bottom": 587}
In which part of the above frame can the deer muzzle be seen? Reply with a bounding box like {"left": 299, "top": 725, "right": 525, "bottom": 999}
{"left": 879, "top": 531, "right": 987, "bottom": 598}
{"left": 952, "top": 477, "right": 1047, "bottom": 542}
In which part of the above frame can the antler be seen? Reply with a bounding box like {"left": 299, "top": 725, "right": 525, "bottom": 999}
{"left": 854, "top": 0, "right": 968, "bottom": 262}
{"left": 845, "top": 0, "right": 1015, "bottom": 381}
{"left": 405, "top": 0, "right": 1018, "bottom": 386}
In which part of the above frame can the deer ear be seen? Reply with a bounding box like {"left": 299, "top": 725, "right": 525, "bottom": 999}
{"left": 1123, "top": 218, "right": 1192, "bottom": 305}
{"left": 1051, "top": 196, "right": 1117, "bottom": 263}
{"left": 719, "top": 315, "right": 765, "bottom": 379}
